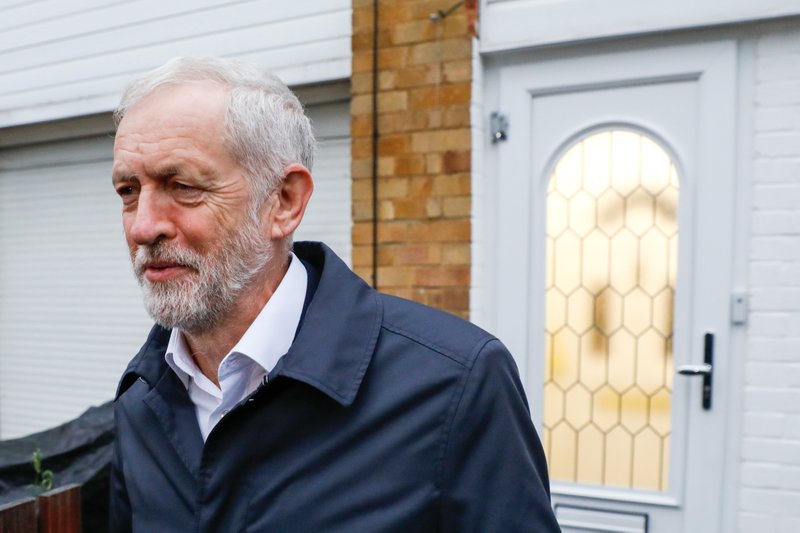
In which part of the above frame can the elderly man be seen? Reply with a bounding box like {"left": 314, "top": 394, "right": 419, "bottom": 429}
{"left": 110, "top": 57, "right": 559, "bottom": 532}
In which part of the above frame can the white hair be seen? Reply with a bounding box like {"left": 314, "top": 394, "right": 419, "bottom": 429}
{"left": 114, "top": 56, "right": 316, "bottom": 211}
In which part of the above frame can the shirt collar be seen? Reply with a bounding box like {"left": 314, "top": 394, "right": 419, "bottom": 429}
{"left": 164, "top": 252, "right": 308, "bottom": 387}
{"left": 117, "top": 243, "right": 383, "bottom": 407}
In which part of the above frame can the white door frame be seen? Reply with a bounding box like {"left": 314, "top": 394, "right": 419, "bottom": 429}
{"left": 481, "top": 39, "right": 742, "bottom": 532}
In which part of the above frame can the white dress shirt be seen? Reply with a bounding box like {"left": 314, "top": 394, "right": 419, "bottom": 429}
{"left": 164, "top": 252, "right": 307, "bottom": 441}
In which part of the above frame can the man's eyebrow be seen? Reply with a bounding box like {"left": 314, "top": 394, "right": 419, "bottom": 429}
{"left": 111, "top": 172, "right": 137, "bottom": 185}
{"left": 154, "top": 166, "right": 181, "bottom": 179}
{"left": 111, "top": 166, "right": 181, "bottom": 185}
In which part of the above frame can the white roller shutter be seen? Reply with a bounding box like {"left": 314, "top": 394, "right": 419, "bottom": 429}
{"left": 295, "top": 100, "right": 352, "bottom": 264}
{"left": 0, "top": 134, "right": 152, "bottom": 439}
{"left": 0, "top": 100, "right": 351, "bottom": 439}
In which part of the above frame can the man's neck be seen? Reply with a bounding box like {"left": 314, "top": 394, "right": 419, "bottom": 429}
{"left": 182, "top": 256, "right": 290, "bottom": 387}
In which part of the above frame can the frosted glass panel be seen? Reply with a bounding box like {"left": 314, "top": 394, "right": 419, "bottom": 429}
{"left": 544, "top": 130, "right": 678, "bottom": 492}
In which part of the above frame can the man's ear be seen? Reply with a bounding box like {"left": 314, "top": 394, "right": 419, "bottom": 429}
{"left": 268, "top": 163, "right": 314, "bottom": 240}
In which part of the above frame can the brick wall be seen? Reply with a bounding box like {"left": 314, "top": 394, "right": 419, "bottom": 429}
{"left": 739, "top": 26, "right": 800, "bottom": 533}
{"left": 350, "top": 0, "right": 476, "bottom": 318}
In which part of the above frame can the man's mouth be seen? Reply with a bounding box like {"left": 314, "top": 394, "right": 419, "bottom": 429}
{"left": 142, "top": 261, "right": 191, "bottom": 282}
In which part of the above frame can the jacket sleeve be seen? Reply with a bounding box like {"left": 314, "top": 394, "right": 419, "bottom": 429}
{"left": 109, "top": 403, "right": 133, "bottom": 533}
{"left": 439, "top": 339, "right": 561, "bottom": 532}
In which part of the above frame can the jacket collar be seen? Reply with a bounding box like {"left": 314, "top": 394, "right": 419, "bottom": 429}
{"left": 115, "top": 323, "right": 171, "bottom": 399}
{"left": 116, "top": 242, "right": 383, "bottom": 407}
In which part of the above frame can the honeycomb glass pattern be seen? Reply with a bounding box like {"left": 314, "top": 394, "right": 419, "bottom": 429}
{"left": 543, "top": 130, "right": 678, "bottom": 492}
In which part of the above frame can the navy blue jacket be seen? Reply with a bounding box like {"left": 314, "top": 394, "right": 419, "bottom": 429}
{"left": 111, "top": 242, "right": 560, "bottom": 532}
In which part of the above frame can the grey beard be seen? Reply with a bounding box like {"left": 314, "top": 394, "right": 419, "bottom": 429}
{"left": 133, "top": 217, "right": 274, "bottom": 333}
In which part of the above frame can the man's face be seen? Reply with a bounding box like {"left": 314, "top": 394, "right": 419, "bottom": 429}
{"left": 112, "top": 83, "right": 273, "bottom": 331}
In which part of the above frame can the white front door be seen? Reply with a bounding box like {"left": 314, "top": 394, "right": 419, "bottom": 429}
{"left": 490, "top": 41, "right": 737, "bottom": 532}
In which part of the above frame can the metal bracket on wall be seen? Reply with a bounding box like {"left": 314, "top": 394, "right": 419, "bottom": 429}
{"left": 429, "top": 0, "right": 464, "bottom": 21}
{"left": 490, "top": 112, "right": 508, "bottom": 143}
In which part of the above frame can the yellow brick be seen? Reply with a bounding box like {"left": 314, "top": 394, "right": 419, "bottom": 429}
{"left": 380, "top": 244, "right": 441, "bottom": 266}
{"left": 352, "top": 177, "right": 373, "bottom": 201}
{"left": 442, "top": 196, "right": 470, "bottom": 217}
{"left": 377, "top": 157, "right": 395, "bottom": 177}
{"left": 353, "top": 50, "right": 374, "bottom": 73}
{"left": 352, "top": 7, "right": 375, "bottom": 33}
{"left": 409, "top": 84, "right": 470, "bottom": 109}
{"left": 410, "top": 129, "right": 471, "bottom": 152}
{"left": 350, "top": 1, "right": 476, "bottom": 299}
{"left": 378, "top": 199, "right": 395, "bottom": 220}
{"left": 378, "top": 47, "right": 409, "bottom": 69}
{"left": 352, "top": 137, "right": 373, "bottom": 159}
{"left": 352, "top": 245, "right": 373, "bottom": 267}
{"left": 393, "top": 154, "right": 426, "bottom": 176}
{"left": 425, "top": 197, "right": 442, "bottom": 217}
{"left": 384, "top": 65, "right": 439, "bottom": 90}
{"left": 378, "top": 176, "right": 409, "bottom": 199}
{"left": 378, "top": 70, "right": 397, "bottom": 91}
{"left": 443, "top": 60, "right": 471, "bottom": 83}
{"left": 409, "top": 176, "right": 433, "bottom": 196}
{"left": 431, "top": 220, "right": 470, "bottom": 242}
{"left": 442, "top": 243, "right": 470, "bottom": 265}
{"left": 411, "top": 287, "right": 469, "bottom": 314}
{"left": 351, "top": 158, "right": 373, "bottom": 180}
{"left": 378, "top": 220, "right": 414, "bottom": 243}
{"left": 377, "top": 109, "right": 434, "bottom": 134}
{"left": 415, "top": 265, "right": 470, "bottom": 287}
{"left": 381, "top": 4, "right": 415, "bottom": 25}
{"left": 392, "top": 198, "right": 428, "bottom": 219}
{"left": 427, "top": 108, "right": 444, "bottom": 129}
{"left": 376, "top": 112, "right": 409, "bottom": 134}
{"left": 426, "top": 153, "right": 443, "bottom": 174}
{"left": 390, "top": 19, "right": 436, "bottom": 45}
{"left": 378, "top": 265, "right": 414, "bottom": 287}
{"left": 442, "top": 149, "right": 471, "bottom": 173}
{"left": 409, "top": 38, "right": 472, "bottom": 65}
{"left": 439, "top": 13, "right": 470, "bottom": 38}
{"left": 352, "top": 221, "right": 374, "bottom": 245}
{"left": 351, "top": 94, "right": 373, "bottom": 115}
{"left": 377, "top": 90, "right": 408, "bottom": 113}
{"left": 351, "top": 114, "right": 372, "bottom": 137}
{"left": 378, "top": 133, "right": 410, "bottom": 155}
{"left": 352, "top": 200, "right": 374, "bottom": 221}
{"left": 442, "top": 106, "right": 471, "bottom": 127}
{"left": 352, "top": 31, "right": 374, "bottom": 52}
{"left": 351, "top": 72, "right": 373, "bottom": 95}
{"left": 397, "top": 219, "right": 469, "bottom": 242}
{"left": 432, "top": 173, "right": 470, "bottom": 196}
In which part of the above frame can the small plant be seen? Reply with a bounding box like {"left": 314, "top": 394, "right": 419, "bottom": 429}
{"left": 31, "top": 448, "right": 54, "bottom": 492}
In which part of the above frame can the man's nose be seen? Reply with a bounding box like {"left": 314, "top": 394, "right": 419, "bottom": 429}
{"left": 127, "top": 190, "right": 176, "bottom": 245}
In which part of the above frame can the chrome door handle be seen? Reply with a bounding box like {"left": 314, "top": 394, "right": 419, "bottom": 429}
{"left": 676, "top": 363, "right": 712, "bottom": 376}
{"left": 676, "top": 333, "right": 714, "bottom": 410}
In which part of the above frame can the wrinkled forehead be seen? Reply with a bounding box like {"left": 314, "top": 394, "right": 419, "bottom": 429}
{"left": 112, "top": 84, "right": 243, "bottom": 181}
{"left": 116, "top": 82, "right": 229, "bottom": 139}
{"left": 115, "top": 84, "right": 230, "bottom": 151}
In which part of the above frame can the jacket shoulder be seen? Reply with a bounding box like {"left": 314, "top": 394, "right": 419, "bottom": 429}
{"left": 379, "top": 294, "right": 496, "bottom": 368}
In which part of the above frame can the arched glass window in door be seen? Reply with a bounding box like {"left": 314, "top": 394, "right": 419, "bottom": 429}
{"left": 544, "top": 129, "right": 679, "bottom": 492}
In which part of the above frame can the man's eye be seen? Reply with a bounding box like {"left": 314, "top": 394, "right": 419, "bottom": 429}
{"left": 115, "top": 185, "right": 138, "bottom": 206}
{"left": 171, "top": 181, "right": 203, "bottom": 201}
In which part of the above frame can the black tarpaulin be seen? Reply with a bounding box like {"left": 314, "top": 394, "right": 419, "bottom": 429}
{"left": 0, "top": 401, "right": 114, "bottom": 533}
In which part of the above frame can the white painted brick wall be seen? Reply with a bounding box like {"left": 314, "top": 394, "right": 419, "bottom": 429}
{"left": 740, "top": 25, "right": 800, "bottom": 533}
